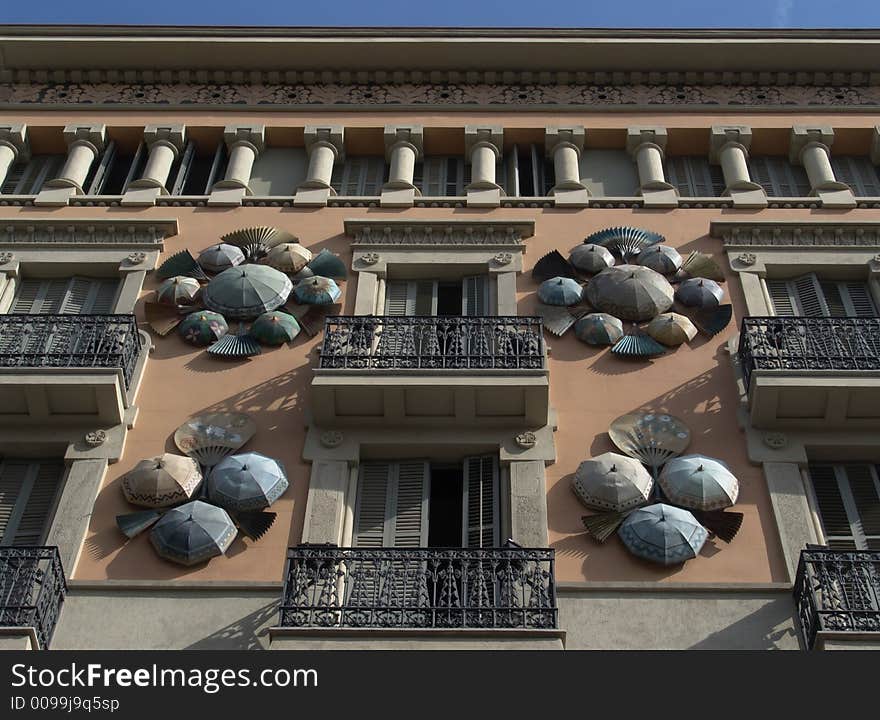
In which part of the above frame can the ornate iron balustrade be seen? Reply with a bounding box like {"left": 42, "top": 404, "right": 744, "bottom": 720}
{"left": 739, "top": 316, "right": 880, "bottom": 390}
{"left": 280, "top": 546, "right": 557, "bottom": 630}
{"left": 0, "top": 547, "right": 67, "bottom": 649}
{"left": 319, "top": 316, "right": 545, "bottom": 371}
{"left": 794, "top": 547, "right": 880, "bottom": 650}
{"left": 0, "top": 314, "right": 141, "bottom": 390}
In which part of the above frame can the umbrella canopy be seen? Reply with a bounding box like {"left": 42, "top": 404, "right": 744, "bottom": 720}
{"left": 292, "top": 276, "right": 342, "bottom": 305}
{"left": 674, "top": 277, "right": 724, "bottom": 308}
{"left": 179, "top": 311, "right": 228, "bottom": 346}
{"left": 569, "top": 244, "right": 615, "bottom": 275}
{"left": 574, "top": 313, "right": 624, "bottom": 346}
{"left": 156, "top": 276, "right": 201, "bottom": 306}
{"left": 585, "top": 265, "right": 674, "bottom": 321}
{"left": 203, "top": 264, "right": 293, "bottom": 319}
{"left": 264, "top": 243, "right": 313, "bottom": 274}
{"left": 646, "top": 312, "right": 698, "bottom": 346}
{"left": 537, "top": 276, "right": 583, "bottom": 306}
{"left": 121, "top": 453, "right": 202, "bottom": 508}
{"left": 150, "top": 500, "right": 237, "bottom": 566}
{"left": 658, "top": 454, "right": 739, "bottom": 511}
{"left": 572, "top": 452, "right": 653, "bottom": 512}
{"left": 251, "top": 311, "right": 301, "bottom": 345}
{"left": 637, "top": 245, "right": 682, "bottom": 275}
{"left": 208, "top": 452, "right": 289, "bottom": 511}
{"left": 198, "top": 243, "right": 245, "bottom": 274}
{"left": 618, "top": 503, "right": 708, "bottom": 565}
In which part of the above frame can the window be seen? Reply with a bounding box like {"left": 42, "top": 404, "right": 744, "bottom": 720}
{"left": 504, "top": 144, "right": 554, "bottom": 196}
{"left": 353, "top": 457, "right": 499, "bottom": 549}
{"left": 664, "top": 156, "right": 725, "bottom": 197}
{"left": 766, "top": 274, "right": 876, "bottom": 317}
{"left": 384, "top": 276, "right": 490, "bottom": 317}
{"left": 0, "top": 155, "right": 65, "bottom": 195}
{"left": 0, "top": 459, "right": 65, "bottom": 546}
{"left": 414, "top": 157, "right": 470, "bottom": 196}
{"left": 85, "top": 140, "right": 147, "bottom": 195}
{"left": 808, "top": 464, "right": 880, "bottom": 550}
{"left": 830, "top": 156, "right": 880, "bottom": 197}
{"left": 578, "top": 149, "right": 639, "bottom": 197}
{"left": 169, "top": 141, "right": 229, "bottom": 195}
{"left": 747, "top": 156, "right": 811, "bottom": 197}
{"left": 331, "top": 157, "right": 386, "bottom": 196}
{"left": 11, "top": 277, "right": 120, "bottom": 315}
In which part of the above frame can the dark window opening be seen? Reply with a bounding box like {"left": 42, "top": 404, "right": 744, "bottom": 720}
{"left": 427, "top": 465, "right": 464, "bottom": 547}
{"left": 436, "top": 282, "right": 463, "bottom": 316}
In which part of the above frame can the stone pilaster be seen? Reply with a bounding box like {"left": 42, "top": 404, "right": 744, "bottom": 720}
{"left": 208, "top": 124, "right": 264, "bottom": 206}
{"left": 789, "top": 125, "right": 855, "bottom": 208}
{"left": 381, "top": 125, "right": 423, "bottom": 207}
{"left": 626, "top": 126, "right": 677, "bottom": 207}
{"left": 122, "top": 124, "right": 186, "bottom": 206}
{"left": 709, "top": 125, "right": 767, "bottom": 208}
{"left": 295, "top": 125, "right": 345, "bottom": 207}
{"left": 545, "top": 126, "right": 589, "bottom": 207}
{"left": 0, "top": 123, "right": 28, "bottom": 191}
{"left": 465, "top": 125, "right": 503, "bottom": 207}
{"left": 35, "top": 124, "right": 105, "bottom": 206}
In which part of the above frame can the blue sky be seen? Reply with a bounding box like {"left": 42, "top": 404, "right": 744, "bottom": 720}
{"left": 1, "top": 0, "right": 879, "bottom": 28}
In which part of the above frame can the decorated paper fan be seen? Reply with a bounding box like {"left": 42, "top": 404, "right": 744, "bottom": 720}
{"left": 221, "top": 226, "right": 298, "bottom": 261}
{"left": 678, "top": 251, "right": 725, "bottom": 282}
{"left": 157, "top": 250, "right": 208, "bottom": 281}
{"left": 610, "top": 330, "right": 666, "bottom": 358}
{"left": 207, "top": 331, "right": 262, "bottom": 359}
{"left": 585, "top": 226, "right": 665, "bottom": 261}
{"left": 532, "top": 249, "right": 577, "bottom": 281}
{"left": 608, "top": 411, "right": 691, "bottom": 476}
{"left": 173, "top": 412, "right": 257, "bottom": 467}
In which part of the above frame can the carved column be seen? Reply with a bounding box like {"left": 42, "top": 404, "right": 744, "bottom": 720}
{"left": 208, "top": 124, "right": 264, "bottom": 205}
{"left": 626, "top": 126, "right": 677, "bottom": 207}
{"left": 295, "top": 125, "right": 345, "bottom": 207}
{"left": 709, "top": 125, "right": 767, "bottom": 208}
{"left": 381, "top": 125, "right": 422, "bottom": 207}
{"left": 122, "top": 124, "right": 186, "bottom": 205}
{"left": 465, "top": 126, "right": 503, "bottom": 207}
{"left": 545, "top": 126, "right": 589, "bottom": 207}
{"left": 790, "top": 125, "right": 855, "bottom": 208}
{"left": 35, "top": 124, "right": 105, "bottom": 206}
{"left": 0, "top": 123, "right": 28, "bottom": 191}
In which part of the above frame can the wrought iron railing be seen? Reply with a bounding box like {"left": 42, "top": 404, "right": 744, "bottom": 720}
{"left": 0, "top": 547, "right": 67, "bottom": 649}
{"left": 279, "top": 546, "right": 557, "bottom": 630}
{"left": 0, "top": 314, "right": 141, "bottom": 390}
{"left": 318, "top": 316, "right": 545, "bottom": 370}
{"left": 794, "top": 547, "right": 880, "bottom": 650}
{"left": 739, "top": 316, "right": 880, "bottom": 390}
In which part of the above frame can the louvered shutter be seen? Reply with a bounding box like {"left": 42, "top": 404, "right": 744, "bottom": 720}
{"left": 354, "top": 462, "right": 392, "bottom": 547}
{"left": 1, "top": 162, "right": 27, "bottom": 194}
{"left": 85, "top": 140, "right": 117, "bottom": 195}
{"left": 831, "top": 156, "right": 858, "bottom": 193}
{"left": 462, "top": 275, "right": 489, "bottom": 317}
{"left": 329, "top": 162, "right": 344, "bottom": 194}
{"left": 339, "top": 158, "right": 362, "bottom": 196}
{"left": 766, "top": 279, "right": 798, "bottom": 317}
{"left": 845, "top": 465, "right": 880, "bottom": 550}
{"left": 529, "top": 144, "right": 543, "bottom": 196}
{"left": 362, "top": 157, "right": 386, "bottom": 196}
{"left": 748, "top": 157, "right": 811, "bottom": 197}
{"left": 820, "top": 281, "right": 848, "bottom": 318}
{"left": 809, "top": 464, "right": 856, "bottom": 549}
{"left": 791, "top": 274, "right": 827, "bottom": 317}
{"left": 0, "top": 460, "right": 64, "bottom": 546}
{"left": 170, "top": 141, "right": 196, "bottom": 195}
{"left": 748, "top": 157, "right": 775, "bottom": 196}
{"left": 384, "top": 281, "right": 414, "bottom": 316}
{"left": 463, "top": 456, "right": 498, "bottom": 548}
{"left": 390, "top": 461, "right": 430, "bottom": 547}
{"left": 10, "top": 279, "right": 44, "bottom": 314}
{"left": 831, "top": 156, "right": 880, "bottom": 197}
{"left": 418, "top": 157, "right": 444, "bottom": 196}
{"left": 664, "top": 157, "right": 690, "bottom": 196}
{"left": 841, "top": 282, "right": 877, "bottom": 317}
{"left": 0, "top": 461, "right": 29, "bottom": 545}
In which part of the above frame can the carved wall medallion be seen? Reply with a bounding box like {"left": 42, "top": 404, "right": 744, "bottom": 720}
{"left": 359, "top": 252, "right": 380, "bottom": 265}
{"left": 736, "top": 252, "right": 757, "bottom": 266}
{"left": 84, "top": 429, "right": 108, "bottom": 447}
{"left": 0, "top": 252, "right": 14, "bottom": 264}
{"left": 127, "top": 251, "right": 147, "bottom": 265}
{"left": 320, "top": 430, "right": 344, "bottom": 448}
{"left": 763, "top": 432, "right": 788, "bottom": 450}
{"left": 515, "top": 431, "right": 537, "bottom": 449}
{"left": 493, "top": 252, "right": 513, "bottom": 266}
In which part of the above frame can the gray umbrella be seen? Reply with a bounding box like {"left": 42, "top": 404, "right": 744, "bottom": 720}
{"left": 198, "top": 243, "right": 245, "bottom": 274}
{"left": 585, "top": 265, "right": 674, "bottom": 321}
{"left": 203, "top": 264, "right": 293, "bottom": 319}
{"left": 674, "top": 277, "right": 724, "bottom": 308}
{"left": 569, "top": 244, "right": 615, "bottom": 275}
{"left": 658, "top": 454, "right": 739, "bottom": 511}
{"left": 537, "top": 276, "right": 583, "bottom": 306}
{"left": 618, "top": 503, "right": 708, "bottom": 565}
{"left": 149, "top": 500, "right": 237, "bottom": 566}
{"left": 637, "top": 245, "right": 682, "bottom": 275}
{"left": 572, "top": 452, "right": 653, "bottom": 512}
{"left": 574, "top": 313, "right": 624, "bottom": 346}
{"left": 208, "top": 452, "right": 289, "bottom": 511}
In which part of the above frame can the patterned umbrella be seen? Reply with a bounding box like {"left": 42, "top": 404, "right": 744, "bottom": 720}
{"left": 646, "top": 312, "right": 698, "bottom": 346}
{"left": 658, "top": 454, "right": 739, "bottom": 511}
{"left": 203, "top": 265, "right": 293, "bottom": 319}
{"left": 537, "top": 276, "right": 583, "bottom": 306}
{"left": 569, "top": 244, "right": 615, "bottom": 275}
{"left": 574, "top": 313, "right": 624, "bottom": 345}
{"left": 585, "top": 265, "right": 674, "bottom": 321}
{"left": 156, "top": 276, "right": 201, "bottom": 306}
{"left": 292, "top": 276, "right": 342, "bottom": 305}
{"left": 250, "top": 311, "right": 301, "bottom": 345}
{"left": 208, "top": 452, "right": 289, "bottom": 511}
{"left": 264, "top": 243, "right": 313, "bottom": 274}
{"left": 674, "top": 277, "right": 724, "bottom": 308}
{"left": 179, "top": 311, "right": 228, "bottom": 346}
{"left": 572, "top": 452, "right": 653, "bottom": 512}
{"left": 618, "top": 503, "right": 708, "bottom": 565}
{"left": 198, "top": 243, "right": 245, "bottom": 274}
{"left": 637, "top": 245, "right": 682, "bottom": 275}
{"left": 121, "top": 453, "right": 202, "bottom": 508}
{"left": 150, "top": 500, "right": 237, "bottom": 566}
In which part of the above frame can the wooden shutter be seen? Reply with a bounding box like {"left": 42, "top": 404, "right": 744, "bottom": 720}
{"left": 384, "top": 281, "right": 414, "bottom": 316}
{"left": 462, "top": 275, "right": 489, "bottom": 317}
{"left": 353, "top": 461, "right": 429, "bottom": 548}
{"left": 809, "top": 464, "right": 856, "bottom": 549}
{"left": 529, "top": 144, "right": 543, "bottom": 196}
{"left": 0, "top": 461, "right": 28, "bottom": 545}
{"left": 791, "top": 274, "right": 827, "bottom": 317}
{"left": 353, "top": 462, "right": 392, "bottom": 547}
{"left": 205, "top": 142, "right": 228, "bottom": 191}
{"left": 12, "top": 278, "right": 119, "bottom": 315}
{"left": 335, "top": 157, "right": 385, "bottom": 196}
{"left": 11, "top": 279, "right": 45, "bottom": 314}
{"left": 85, "top": 140, "right": 117, "bottom": 194}
{"left": 1, "top": 161, "right": 27, "bottom": 194}
{"left": 0, "top": 459, "right": 64, "bottom": 546}
{"left": 362, "top": 157, "right": 386, "bottom": 196}
{"left": 170, "top": 141, "right": 196, "bottom": 195}
{"left": 840, "top": 282, "right": 877, "bottom": 317}
{"left": 748, "top": 156, "right": 811, "bottom": 197}
{"left": 831, "top": 156, "right": 880, "bottom": 197}
{"left": 810, "top": 464, "right": 880, "bottom": 550}
{"left": 766, "top": 279, "right": 797, "bottom": 317}
{"left": 417, "top": 157, "right": 442, "bottom": 196}
{"left": 390, "top": 461, "right": 430, "bottom": 547}
{"left": 463, "top": 456, "right": 498, "bottom": 548}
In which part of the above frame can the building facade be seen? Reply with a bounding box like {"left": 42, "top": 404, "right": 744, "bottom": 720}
{"left": 1, "top": 26, "right": 879, "bottom": 650}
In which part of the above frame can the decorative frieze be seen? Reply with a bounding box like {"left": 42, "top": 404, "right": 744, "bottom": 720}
{"left": 712, "top": 221, "right": 880, "bottom": 248}
{"left": 345, "top": 219, "right": 533, "bottom": 248}
{"left": 0, "top": 219, "right": 177, "bottom": 247}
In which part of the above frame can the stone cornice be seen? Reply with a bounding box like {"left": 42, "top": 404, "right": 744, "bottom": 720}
{"left": 711, "top": 220, "right": 880, "bottom": 249}
{"left": 346, "top": 219, "right": 533, "bottom": 247}
{"left": 0, "top": 218, "right": 178, "bottom": 247}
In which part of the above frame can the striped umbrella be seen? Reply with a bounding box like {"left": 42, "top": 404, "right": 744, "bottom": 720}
{"left": 156, "top": 276, "right": 201, "bottom": 306}
{"left": 150, "top": 500, "right": 237, "bottom": 566}
{"left": 292, "top": 276, "right": 342, "bottom": 305}
{"left": 618, "top": 503, "right": 708, "bottom": 565}
{"left": 250, "top": 311, "right": 301, "bottom": 345}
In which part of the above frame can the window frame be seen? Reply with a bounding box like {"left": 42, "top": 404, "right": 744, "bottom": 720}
{"left": 0, "top": 458, "right": 66, "bottom": 547}
{"left": 807, "top": 463, "right": 880, "bottom": 550}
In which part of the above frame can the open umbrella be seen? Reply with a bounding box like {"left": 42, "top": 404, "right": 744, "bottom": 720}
{"left": 121, "top": 453, "right": 202, "bottom": 508}
{"left": 569, "top": 244, "right": 614, "bottom": 275}
{"left": 674, "top": 277, "right": 724, "bottom": 308}
{"left": 264, "top": 243, "right": 313, "bottom": 274}
{"left": 658, "top": 454, "right": 739, "bottom": 511}
{"left": 618, "top": 503, "right": 708, "bottom": 565}
{"left": 574, "top": 313, "right": 624, "bottom": 346}
{"left": 251, "top": 311, "right": 301, "bottom": 345}
{"left": 646, "top": 312, "right": 698, "bottom": 346}
{"left": 292, "top": 276, "right": 342, "bottom": 305}
{"left": 537, "top": 276, "right": 583, "bottom": 306}
{"left": 198, "top": 243, "right": 245, "bottom": 274}
{"left": 203, "top": 265, "right": 293, "bottom": 319}
{"left": 179, "top": 311, "right": 228, "bottom": 346}
{"left": 637, "top": 245, "right": 682, "bottom": 275}
{"left": 156, "top": 276, "right": 201, "bottom": 307}
{"left": 150, "top": 500, "right": 237, "bottom": 566}
{"left": 208, "top": 452, "right": 288, "bottom": 512}
{"left": 572, "top": 452, "right": 653, "bottom": 512}
{"left": 585, "top": 265, "right": 674, "bottom": 321}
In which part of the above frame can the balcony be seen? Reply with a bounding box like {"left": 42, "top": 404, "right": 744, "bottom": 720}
{"left": 738, "top": 316, "right": 880, "bottom": 429}
{"left": 794, "top": 547, "right": 880, "bottom": 650}
{"left": 311, "top": 316, "right": 549, "bottom": 427}
{"left": 0, "top": 547, "right": 67, "bottom": 650}
{"left": 0, "top": 314, "right": 142, "bottom": 426}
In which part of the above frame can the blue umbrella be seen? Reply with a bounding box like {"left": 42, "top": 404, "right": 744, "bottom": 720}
{"left": 674, "top": 277, "right": 724, "bottom": 308}
{"left": 203, "top": 265, "right": 293, "bottom": 319}
{"left": 208, "top": 452, "right": 288, "bottom": 511}
{"left": 618, "top": 503, "right": 708, "bottom": 565}
{"left": 537, "top": 276, "right": 583, "bottom": 306}
{"left": 292, "top": 276, "right": 342, "bottom": 305}
{"left": 574, "top": 313, "right": 624, "bottom": 345}
{"left": 149, "top": 500, "right": 237, "bottom": 566}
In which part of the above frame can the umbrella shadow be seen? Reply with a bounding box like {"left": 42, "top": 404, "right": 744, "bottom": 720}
{"left": 183, "top": 600, "right": 278, "bottom": 650}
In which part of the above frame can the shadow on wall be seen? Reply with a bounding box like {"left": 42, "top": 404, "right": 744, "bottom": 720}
{"left": 183, "top": 600, "right": 278, "bottom": 651}
{"left": 687, "top": 596, "right": 801, "bottom": 650}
